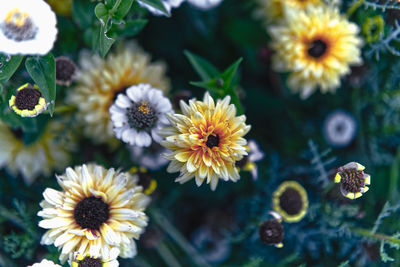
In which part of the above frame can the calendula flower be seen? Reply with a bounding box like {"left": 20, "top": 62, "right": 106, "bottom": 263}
{"left": 69, "top": 251, "right": 119, "bottom": 267}
{"left": 129, "top": 166, "right": 158, "bottom": 195}
{"left": 0, "top": 120, "right": 74, "bottom": 185}
{"left": 129, "top": 143, "right": 169, "bottom": 171}
{"left": 38, "top": 164, "right": 150, "bottom": 263}
{"left": 335, "top": 162, "right": 370, "bottom": 199}
{"left": 362, "top": 16, "right": 384, "bottom": 43}
{"left": 67, "top": 42, "right": 170, "bottom": 146}
{"left": 55, "top": 56, "right": 78, "bottom": 86}
{"left": 235, "top": 140, "right": 264, "bottom": 180}
{"left": 28, "top": 259, "right": 61, "bottom": 267}
{"left": 47, "top": 0, "right": 73, "bottom": 17}
{"left": 9, "top": 83, "right": 47, "bottom": 117}
{"left": 160, "top": 92, "right": 251, "bottom": 191}
{"left": 138, "top": 0, "right": 185, "bottom": 16}
{"left": 259, "top": 217, "right": 284, "bottom": 248}
{"left": 109, "top": 84, "right": 173, "bottom": 147}
{"left": 269, "top": 6, "right": 363, "bottom": 99}
{"left": 254, "top": 0, "right": 322, "bottom": 23}
{"left": 272, "top": 181, "right": 308, "bottom": 223}
{"left": 323, "top": 109, "right": 357, "bottom": 148}
{"left": 0, "top": 0, "right": 57, "bottom": 55}
{"left": 188, "top": 0, "right": 223, "bottom": 10}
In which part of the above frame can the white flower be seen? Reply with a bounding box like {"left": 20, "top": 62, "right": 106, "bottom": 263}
{"left": 138, "top": 0, "right": 185, "bottom": 16}
{"left": 323, "top": 109, "right": 357, "bottom": 148}
{"left": 28, "top": 259, "right": 61, "bottom": 267}
{"left": 188, "top": 0, "right": 223, "bottom": 10}
{"left": 129, "top": 143, "right": 170, "bottom": 171}
{"left": 0, "top": 0, "right": 57, "bottom": 55}
{"left": 109, "top": 83, "right": 173, "bottom": 147}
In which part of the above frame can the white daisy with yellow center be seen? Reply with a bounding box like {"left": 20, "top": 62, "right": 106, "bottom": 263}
{"left": 0, "top": 0, "right": 57, "bottom": 55}
{"left": 9, "top": 83, "right": 47, "bottom": 117}
{"left": 269, "top": 6, "right": 363, "bottom": 99}
{"left": 38, "top": 164, "right": 150, "bottom": 263}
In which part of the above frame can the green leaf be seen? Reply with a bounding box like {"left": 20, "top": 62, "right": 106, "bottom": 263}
{"left": 0, "top": 55, "right": 23, "bottom": 84}
{"left": 138, "top": 0, "right": 170, "bottom": 16}
{"left": 94, "top": 23, "right": 116, "bottom": 58}
{"left": 109, "top": 19, "right": 148, "bottom": 38}
{"left": 72, "top": 0, "right": 96, "bottom": 29}
{"left": 94, "top": 3, "right": 108, "bottom": 23}
{"left": 25, "top": 54, "right": 56, "bottom": 116}
{"left": 184, "top": 50, "right": 219, "bottom": 81}
{"left": 113, "top": 0, "right": 134, "bottom": 20}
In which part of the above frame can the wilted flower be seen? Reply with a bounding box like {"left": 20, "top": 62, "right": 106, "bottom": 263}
{"left": 55, "top": 56, "right": 78, "bottom": 86}
{"left": 235, "top": 140, "right": 264, "bottom": 180}
{"left": 28, "top": 259, "right": 61, "bottom": 267}
{"left": 272, "top": 181, "right": 308, "bottom": 223}
{"left": 109, "top": 84, "right": 173, "bottom": 147}
{"left": 160, "top": 92, "right": 251, "bottom": 190}
{"left": 0, "top": 0, "right": 57, "bottom": 55}
{"left": 69, "top": 251, "right": 119, "bottom": 267}
{"left": 38, "top": 164, "right": 150, "bottom": 263}
{"left": 335, "top": 162, "right": 370, "bottom": 199}
{"left": 259, "top": 213, "right": 284, "bottom": 248}
{"left": 269, "top": 6, "right": 363, "bottom": 99}
{"left": 9, "top": 83, "right": 47, "bottom": 117}
{"left": 323, "top": 109, "right": 357, "bottom": 148}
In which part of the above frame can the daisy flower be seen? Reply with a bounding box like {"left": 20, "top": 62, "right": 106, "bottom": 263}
{"left": 28, "top": 259, "right": 61, "bottom": 267}
{"left": 334, "top": 162, "right": 370, "bottom": 199}
{"left": 323, "top": 109, "right": 357, "bottom": 148}
{"left": 160, "top": 92, "right": 251, "bottom": 191}
{"left": 138, "top": 0, "right": 185, "bottom": 16}
{"left": 272, "top": 181, "right": 308, "bottom": 223}
{"left": 38, "top": 164, "right": 150, "bottom": 263}
{"left": 188, "top": 0, "right": 223, "bottom": 10}
{"left": 0, "top": 120, "right": 74, "bottom": 185}
{"left": 235, "top": 140, "right": 264, "bottom": 180}
{"left": 0, "top": 0, "right": 57, "bottom": 55}
{"left": 69, "top": 251, "right": 119, "bottom": 267}
{"left": 109, "top": 83, "right": 173, "bottom": 147}
{"left": 269, "top": 6, "right": 363, "bottom": 99}
{"left": 67, "top": 42, "right": 170, "bottom": 146}
{"left": 9, "top": 83, "right": 47, "bottom": 117}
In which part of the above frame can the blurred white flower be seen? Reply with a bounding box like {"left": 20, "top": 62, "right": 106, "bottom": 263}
{"left": 188, "top": 0, "right": 223, "bottom": 10}
{"left": 323, "top": 109, "right": 357, "bottom": 148}
{"left": 138, "top": 0, "right": 185, "bottom": 16}
{"left": 129, "top": 143, "right": 169, "bottom": 171}
{"left": 28, "top": 259, "right": 61, "bottom": 267}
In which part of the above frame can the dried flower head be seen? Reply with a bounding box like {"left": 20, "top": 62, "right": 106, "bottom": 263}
{"left": 259, "top": 218, "right": 284, "bottom": 248}
{"left": 55, "top": 56, "right": 78, "bottom": 86}
{"left": 335, "top": 162, "right": 370, "bottom": 199}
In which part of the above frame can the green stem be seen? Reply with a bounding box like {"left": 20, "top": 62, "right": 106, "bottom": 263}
{"left": 110, "top": 0, "right": 122, "bottom": 14}
{"left": 351, "top": 227, "right": 400, "bottom": 245}
{"left": 150, "top": 209, "right": 211, "bottom": 267}
{"left": 156, "top": 242, "right": 182, "bottom": 267}
{"left": 347, "top": 0, "right": 364, "bottom": 17}
{"left": 389, "top": 146, "right": 400, "bottom": 202}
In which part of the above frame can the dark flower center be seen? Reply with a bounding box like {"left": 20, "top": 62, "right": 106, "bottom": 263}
{"left": 206, "top": 134, "right": 219, "bottom": 148}
{"left": 74, "top": 196, "right": 110, "bottom": 230}
{"left": 55, "top": 57, "right": 77, "bottom": 85}
{"left": 259, "top": 219, "right": 284, "bottom": 245}
{"left": 127, "top": 101, "right": 157, "bottom": 129}
{"left": 79, "top": 257, "right": 102, "bottom": 267}
{"left": 338, "top": 168, "right": 365, "bottom": 193}
{"left": 15, "top": 86, "right": 41, "bottom": 110}
{"left": 137, "top": 171, "right": 152, "bottom": 190}
{"left": 236, "top": 155, "right": 249, "bottom": 169}
{"left": 1, "top": 11, "right": 37, "bottom": 42}
{"left": 308, "top": 40, "right": 327, "bottom": 58}
{"left": 279, "top": 188, "right": 303, "bottom": 215}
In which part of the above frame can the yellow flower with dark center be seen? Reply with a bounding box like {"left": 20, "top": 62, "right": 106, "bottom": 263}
{"left": 272, "top": 181, "right": 308, "bottom": 223}
{"left": 67, "top": 42, "right": 170, "bottom": 146}
{"left": 269, "top": 6, "right": 363, "bottom": 99}
{"left": 9, "top": 83, "right": 47, "bottom": 117}
{"left": 38, "top": 164, "right": 150, "bottom": 263}
{"left": 160, "top": 92, "right": 251, "bottom": 191}
{"left": 70, "top": 252, "right": 119, "bottom": 267}
{"left": 334, "top": 162, "right": 370, "bottom": 199}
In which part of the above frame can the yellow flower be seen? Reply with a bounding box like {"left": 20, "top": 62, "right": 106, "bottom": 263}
{"left": 38, "top": 164, "right": 150, "bottom": 263}
{"left": 255, "top": 0, "right": 322, "bottom": 23}
{"left": 272, "top": 181, "right": 308, "bottom": 223}
{"left": 160, "top": 92, "right": 251, "bottom": 191}
{"left": 269, "top": 6, "right": 363, "bottom": 99}
{"left": 9, "top": 83, "right": 47, "bottom": 117}
{"left": 0, "top": 120, "right": 74, "bottom": 184}
{"left": 334, "top": 162, "right": 370, "bottom": 199}
{"left": 47, "top": 0, "right": 73, "bottom": 17}
{"left": 70, "top": 251, "right": 119, "bottom": 267}
{"left": 67, "top": 42, "right": 170, "bottom": 146}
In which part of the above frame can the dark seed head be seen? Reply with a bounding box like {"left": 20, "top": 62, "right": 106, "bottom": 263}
{"left": 127, "top": 101, "right": 157, "bottom": 129}
{"left": 74, "top": 196, "right": 110, "bottom": 230}
{"left": 79, "top": 257, "right": 102, "bottom": 267}
{"left": 55, "top": 57, "right": 77, "bottom": 86}
{"left": 308, "top": 40, "right": 327, "bottom": 58}
{"left": 338, "top": 167, "right": 365, "bottom": 193}
{"left": 279, "top": 188, "right": 303, "bottom": 215}
{"left": 206, "top": 134, "right": 219, "bottom": 149}
{"left": 14, "top": 85, "right": 41, "bottom": 110}
{"left": 259, "top": 219, "right": 284, "bottom": 245}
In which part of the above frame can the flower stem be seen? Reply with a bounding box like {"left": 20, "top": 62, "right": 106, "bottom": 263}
{"left": 155, "top": 241, "right": 183, "bottom": 267}
{"left": 389, "top": 145, "right": 400, "bottom": 202}
{"left": 110, "top": 0, "right": 122, "bottom": 14}
{"left": 351, "top": 227, "right": 400, "bottom": 245}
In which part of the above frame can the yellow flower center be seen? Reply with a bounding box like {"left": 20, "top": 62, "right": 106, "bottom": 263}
{"left": 138, "top": 101, "right": 150, "bottom": 114}
{"left": 5, "top": 8, "right": 29, "bottom": 27}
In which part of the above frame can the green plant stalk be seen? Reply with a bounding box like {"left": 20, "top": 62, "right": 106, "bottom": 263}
{"left": 155, "top": 241, "right": 183, "bottom": 267}
{"left": 110, "top": 0, "right": 122, "bottom": 14}
{"left": 389, "top": 146, "right": 400, "bottom": 202}
{"left": 351, "top": 227, "right": 400, "bottom": 245}
{"left": 347, "top": 0, "right": 364, "bottom": 17}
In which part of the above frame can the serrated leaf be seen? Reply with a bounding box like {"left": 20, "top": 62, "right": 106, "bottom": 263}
{"left": 138, "top": 0, "right": 170, "bottom": 16}
{"left": 0, "top": 55, "right": 23, "bottom": 84}
{"left": 184, "top": 50, "right": 219, "bottom": 81}
{"left": 25, "top": 54, "right": 56, "bottom": 115}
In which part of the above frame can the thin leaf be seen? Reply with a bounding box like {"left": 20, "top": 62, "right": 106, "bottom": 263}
{"left": 184, "top": 50, "right": 219, "bottom": 81}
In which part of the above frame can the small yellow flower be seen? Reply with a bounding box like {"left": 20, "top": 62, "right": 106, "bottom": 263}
{"left": 9, "top": 83, "right": 47, "bottom": 117}
{"left": 273, "top": 181, "right": 308, "bottom": 223}
{"left": 70, "top": 252, "right": 119, "bottom": 267}
{"left": 334, "top": 162, "right": 370, "bottom": 199}
{"left": 160, "top": 92, "right": 251, "bottom": 190}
